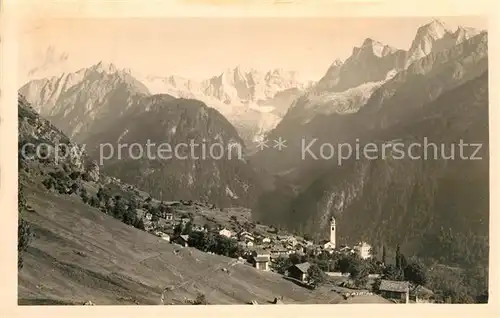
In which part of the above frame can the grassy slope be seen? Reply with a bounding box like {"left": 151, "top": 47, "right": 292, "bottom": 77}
{"left": 18, "top": 181, "right": 390, "bottom": 305}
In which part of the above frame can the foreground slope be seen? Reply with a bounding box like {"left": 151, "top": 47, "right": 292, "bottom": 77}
{"left": 18, "top": 184, "right": 353, "bottom": 305}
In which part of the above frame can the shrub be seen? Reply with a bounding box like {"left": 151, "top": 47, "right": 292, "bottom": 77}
{"left": 42, "top": 178, "right": 54, "bottom": 190}
{"left": 89, "top": 196, "right": 100, "bottom": 208}
{"left": 18, "top": 183, "right": 32, "bottom": 269}
{"left": 194, "top": 293, "right": 208, "bottom": 305}
{"left": 307, "top": 263, "right": 326, "bottom": 289}
{"left": 69, "top": 171, "right": 81, "bottom": 180}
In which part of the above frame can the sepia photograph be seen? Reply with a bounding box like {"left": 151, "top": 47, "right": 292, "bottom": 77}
{"left": 8, "top": 1, "right": 493, "bottom": 309}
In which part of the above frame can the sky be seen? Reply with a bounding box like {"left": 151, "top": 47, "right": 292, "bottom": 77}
{"left": 18, "top": 16, "right": 488, "bottom": 84}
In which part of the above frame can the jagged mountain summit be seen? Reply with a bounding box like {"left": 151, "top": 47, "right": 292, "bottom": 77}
{"left": 19, "top": 61, "right": 149, "bottom": 143}
{"left": 314, "top": 38, "right": 406, "bottom": 93}
{"left": 137, "top": 66, "right": 309, "bottom": 144}
{"left": 313, "top": 20, "right": 482, "bottom": 94}
{"left": 405, "top": 19, "right": 482, "bottom": 67}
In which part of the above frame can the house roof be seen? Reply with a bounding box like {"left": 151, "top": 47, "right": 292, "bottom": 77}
{"left": 411, "top": 285, "right": 434, "bottom": 296}
{"left": 254, "top": 256, "right": 270, "bottom": 262}
{"left": 180, "top": 235, "right": 189, "bottom": 241}
{"left": 253, "top": 248, "right": 269, "bottom": 254}
{"left": 379, "top": 280, "right": 409, "bottom": 293}
{"left": 293, "top": 262, "right": 311, "bottom": 273}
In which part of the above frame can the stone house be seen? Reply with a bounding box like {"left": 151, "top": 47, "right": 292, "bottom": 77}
{"left": 219, "top": 228, "right": 233, "bottom": 238}
{"left": 353, "top": 242, "right": 372, "bottom": 259}
{"left": 410, "top": 285, "right": 435, "bottom": 303}
{"left": 288, "top": 262, "right": 311, "bottom": 282}
{"left": 160, "top": 233, "right": 170, "bottom": 242}
{"left": 253, "top": 255, "right": 270, "bottom": 271}
{"left": 379, "top": 280, "right": 410, "bottom": 303}
{"left": 172, "top": 234, "right": 190, "bottom": 247}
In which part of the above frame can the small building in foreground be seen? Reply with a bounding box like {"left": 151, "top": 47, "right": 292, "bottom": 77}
{"left": 288, "top": 262, "right": 311, "bottom": 282}
{"left": 172, "top": 234, "right": 189, "bottom": 247}
{"left": 410, "top": 285, "right": 435, "bottom": 303}
{"left": 379, "top": 280, "right": 410, "bottom": 303}
{"left": 160, "top": 233, "right": 171, "bottom": 242}
{"left": 253, "top": 255, "right": 270, "bottom": 271}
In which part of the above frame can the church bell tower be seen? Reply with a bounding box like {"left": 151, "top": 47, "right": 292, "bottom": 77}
{"left": 330, "top": 216, "right": 336, "bottom": 249}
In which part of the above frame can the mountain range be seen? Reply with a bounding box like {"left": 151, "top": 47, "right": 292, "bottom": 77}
{"left": 21, "top": 62, "right": 310, "bottom": 146}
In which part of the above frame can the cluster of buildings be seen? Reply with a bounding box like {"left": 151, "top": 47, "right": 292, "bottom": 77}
{"left": 149, "top": 212, "right": 372, "bottom": 269}
{"left": 247, "top": 217, "right": 373, "bottom": 273}
{"left": 147, "top": 210, "right": 434, "bottom": 303}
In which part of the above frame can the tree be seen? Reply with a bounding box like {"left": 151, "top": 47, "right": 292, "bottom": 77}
{"left": 134, "top": 218, "right": 145, "bottom": 231}
{"left": 80, "top": 187, "right": 89, "bottom": 203}
{"left": 188, "top": 231, "right": 207, "bottom": 251}
{"left": 272, "top": 256, "right": 292, "bottom": 274}
{"left": 314, "top": 259, "right": 330, "bottom": 272}
{"left": 97, "top": 187, "right": 110, "bottom": 203}
{"left": 350, "top": 262, "right": 369, "bottom": 288}
{"left": 307, "top": 263, "right": 326, "bottom": 288}
{"left": 89, "top": 195, "right": 100, "bottom": 208}
{"left": 42, "top": 178, "right": 54, "bottom": 190}
{"left": 182, "top": 221, "right": 193, "bottom": 235}
{"left": 372, "top": 277, "right": 382, "bottom": 293}
{"left": 112, "top": 197, "right": 127, "bottom": 220}
{"left": 194, "top": 293, "right": 208, "bottom": 305}
{"left": 395, "top": 244, "right": 401, "bottom": 269}
{"left": 404, "top": 259, "right": 428, "bottom": 286}
{"left": 336, "top": 254, "right": 359, "bottom": 274}
{"left": 383, "top": 264, "right": 404, "bottom": 281}
{"left": 151, "top": 213, "right": 160, "bottom": 222}
{"left": 128, "top": 197, "right": 139, "bottom": 211}
{"left": 173, "top": 223, "right": 183, "bottom": 237}
{"left": 289, "top": 253, "right": 306, "bottom": 265}
{"left": 382, "top": 245, "right": 387, "bottom": 265}
{"left": 18, "top": 183, "right": 32, "bottom": 269}
{"left": 214, "top": 235, "right": 236, "bottom": 257}
{"left": 369, "top": 246, "right": 377, "bottom": 261}
{"left": 69, "top": 171, "right": 81, "bottom": 180}
{"left": 400, "top": 253, "right": 408, "bottom": 270}
{"left": 336, "top": 254, "right": 369, "bottom": 288}
{"left": 69, "top": 182, "right": 79, "bottom": 194}
{"left": 122, "top": 205, "right": 138, "bottom": 226}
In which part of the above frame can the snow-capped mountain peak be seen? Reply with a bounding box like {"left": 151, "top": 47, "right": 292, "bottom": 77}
{"left": 404, "top": 19, "right": 466, "bottom": 68}
{"left": 353, "top": 38, "right": 397, "bottom": 59}
{"left": 88, "top": 61, "right": 133, "bottom": 75}
{"left": 454, "top": 26, "right": 481, "bottom": 43}
{"left": 416, "top": 19, "right": 451, "bottom": 40}
{"left": 330, "top": 59, "right": 344, "bottom": 68}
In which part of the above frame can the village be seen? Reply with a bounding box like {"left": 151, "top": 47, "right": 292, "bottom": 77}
{"left": 138, "top": 199, "right": 435, "bottom": 304}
